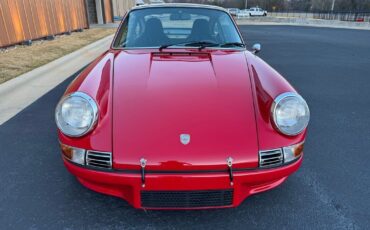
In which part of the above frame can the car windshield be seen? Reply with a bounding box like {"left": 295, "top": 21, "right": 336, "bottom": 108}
{"left": 113, "top": 7, "right": 243, "bottom": 49}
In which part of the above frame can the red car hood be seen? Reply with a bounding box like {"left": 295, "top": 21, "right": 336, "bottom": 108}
{"left": 112, "top": 49, "right": 258, "bottom": 171}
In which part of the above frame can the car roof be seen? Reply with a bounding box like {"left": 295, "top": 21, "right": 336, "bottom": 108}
{"left": 132, "top": 3, "right": 228, "bottom": 13}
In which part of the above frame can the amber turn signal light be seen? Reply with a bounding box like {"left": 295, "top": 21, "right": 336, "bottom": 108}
{"left": 60, "top": 143, "right": 86, "bottom": 165}
{"left": 283, "top": 142, "right": 304, "bottom": 163}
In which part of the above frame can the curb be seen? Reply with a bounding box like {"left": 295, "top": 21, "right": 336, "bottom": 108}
{"left": 0, "top": 35, "right": 114, "bottom": 125}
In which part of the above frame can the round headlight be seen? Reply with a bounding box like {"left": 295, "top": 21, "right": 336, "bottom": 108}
{"left": 272, "top": 92, "right": 310, "bottom": 136}
{"left": 55, "top": 92, "right": 98, "bottom": 137}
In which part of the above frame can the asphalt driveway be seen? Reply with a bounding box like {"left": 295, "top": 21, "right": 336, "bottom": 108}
{"left": 0, "top": 26, "right": 369, "bottom": 229}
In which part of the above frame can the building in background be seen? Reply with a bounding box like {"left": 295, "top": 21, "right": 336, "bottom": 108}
{"left": 0, "top": 0, "right": 89, "bottom": 48}
{"left": 149, "top": 0, "right": 165, "bottom": 4}
{"left": 86, "top": 0, "right": 135, "bottom": 24}
{"left": 112, "top": 0, "right": 136, "bottom": 18}
{"left": 165, "top": 0, "right": 244, "bottom": 8}
{"left": 136, "top": 0, "right": 146, "bottom": 6}
{"left": 0, "top": 0, "right": 137, "bottom": 48}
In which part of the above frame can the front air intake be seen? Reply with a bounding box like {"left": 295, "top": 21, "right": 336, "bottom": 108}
{"left": 86, "top": 151, "right": 112, "bottom": 169}
{"left": 141, "top": 190, "right": 233, "bottom": 208}
{"left": 259, "top": 149, "right": 283, "bottom": 168}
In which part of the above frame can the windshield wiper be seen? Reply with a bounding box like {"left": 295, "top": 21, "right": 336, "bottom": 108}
{"left": 184, "top": 41, "right": 220, "bottom": 50}
{"left": 158, "top": 41, "right": 245, "bottom": 51}
{"left": 159, "top": 41, "right": 219, "bottom": 51}
{"left": 219, "top": 42, "right": 245, "bottom": 48}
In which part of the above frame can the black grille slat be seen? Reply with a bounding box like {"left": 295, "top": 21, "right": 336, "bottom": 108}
{"left": 88, "top": 158, "right": 110, "bottom": 163}
{"left": 88, "top": 160, "right": 110, "bottom": 166}
{"left": 261, "top": 158, "right": 282, "bottom": 163}
{"left": 87, "top": 152, "right": 111, "bottom": 157}
{"left": 261, "top": 153, "right": 281, "bottom": 159}
{"left": 141, "top": 190, "right": 233, "bottom": 208}
{"left": 261, "top": 160, "right": 281, "bottom": 166}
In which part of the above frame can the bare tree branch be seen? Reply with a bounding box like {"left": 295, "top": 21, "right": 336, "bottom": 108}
{"left": 165, "top": 0, "right": 370, "bottom": 11}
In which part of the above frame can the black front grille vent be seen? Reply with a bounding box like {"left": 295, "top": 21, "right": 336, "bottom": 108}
{"left": 141, "top": 190, "right": 233, "bottom": 208}
{"left": 86, "top": 151, "right": 112, "bottom": 169}
{"left": 259, "top": 149, "right": 283, "bottom": 168}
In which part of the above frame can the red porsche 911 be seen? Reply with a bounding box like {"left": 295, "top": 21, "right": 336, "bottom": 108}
{"left": 55, "top": 4, "right": 310, "bottom": 209}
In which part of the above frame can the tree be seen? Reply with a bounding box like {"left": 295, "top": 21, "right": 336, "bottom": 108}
{"left": 311, "top": 0, "right": 332, "bottom": 11}
{"left": 165, "top": 0, "right": 370, "bottom": 11}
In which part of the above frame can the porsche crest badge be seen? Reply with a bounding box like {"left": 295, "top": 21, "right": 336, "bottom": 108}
{"left": 180, "top": 134, "right": 190, "bottom": 145}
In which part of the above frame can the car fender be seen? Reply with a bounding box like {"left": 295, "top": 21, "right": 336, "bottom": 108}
{"left": 58, "top": 51, "right": 117, "bottom": 152}
{"left": 245, "top": 51, "right": 307, "bottom": 150}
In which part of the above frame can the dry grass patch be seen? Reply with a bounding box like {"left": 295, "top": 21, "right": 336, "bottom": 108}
{"left": 0, "top": 28, "right": 116, "bottom": 84}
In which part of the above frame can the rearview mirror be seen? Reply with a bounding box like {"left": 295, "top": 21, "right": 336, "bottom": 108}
{"left": 252, "top": 43, "right": 261, "bottom": 54}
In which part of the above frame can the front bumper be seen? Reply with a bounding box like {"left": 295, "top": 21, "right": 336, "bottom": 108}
{"left": 63, "top": 156, "right": 302, "bottom": 209}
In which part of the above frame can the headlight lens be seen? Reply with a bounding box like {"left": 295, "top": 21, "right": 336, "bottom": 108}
{"left": 55, "top": 92, "right": 98, "bottom": 137}
{"left": 272, "top": 92, "right": 310, "bottom": 136}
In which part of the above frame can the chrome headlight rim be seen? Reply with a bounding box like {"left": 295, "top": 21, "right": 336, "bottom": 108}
{"left": 55, "top": 92, "right": 99, "bottom": 138}
{"left": 271, "top": 92, "right": 310, "bottom": 136}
